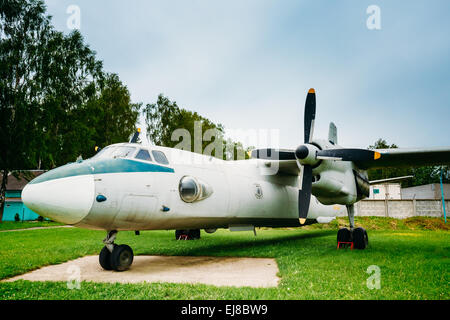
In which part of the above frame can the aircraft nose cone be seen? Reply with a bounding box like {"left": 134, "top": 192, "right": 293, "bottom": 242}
{"left": 22, "top": 174, "right": 95, "bottom": 225}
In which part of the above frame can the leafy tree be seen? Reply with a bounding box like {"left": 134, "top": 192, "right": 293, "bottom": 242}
{"left": 83, "top": 73, "right": 140, "bottom": 159}
{"left": 144, "top": 94, "right": 250, "bottom": 160}
{"left": 144, "top": 94, "right": 224, "bottom": 157}
{"left": 0, "top": 0, "right": 53, "bottom": 219}
{"left": 368, "top": 138, "right": 398, "bottom": 150}
{"left": 35, "top": 30, "right": 104, "bottom": 167}
{"left": 0, "top": 0, "right": 139, "bottom": 220}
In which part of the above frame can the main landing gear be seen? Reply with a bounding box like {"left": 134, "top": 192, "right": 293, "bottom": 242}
{"left": 99, "top": 230, "right": 134, "bottom": 271}
{"left": 175, "top": 229, "right": 201, "bottom": 240}
{"left": 337, "top": 205, "right": 368, "bottom": 249}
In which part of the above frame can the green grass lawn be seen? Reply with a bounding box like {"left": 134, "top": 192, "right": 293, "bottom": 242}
{"left": 0, "top": 221, "right": 64, "bottom": 231}
{"left": 0, "top": 218, "right": 448, "bottom": 300}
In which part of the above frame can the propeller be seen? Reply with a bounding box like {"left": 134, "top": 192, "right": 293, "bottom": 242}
{"left": 304, "top": 89, "right": 316, "bottom": 144}
{"left": 317, "top": 149, "right": 380, "bottom": 161}
{"left": 297, "top": 89, "right": 316, "bottom": 224}
{"left": 130, "top": 128, "right": 141, "bottom": 143}
{"left": 295, "top": 89, "right": 381, "bottom": 224}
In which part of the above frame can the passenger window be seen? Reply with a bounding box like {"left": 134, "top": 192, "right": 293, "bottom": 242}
{"left": 152, "top": 150, "right": 169, "bottom": 165}
{"left": 135, "top": 149, "right": 152, "bottom": 162}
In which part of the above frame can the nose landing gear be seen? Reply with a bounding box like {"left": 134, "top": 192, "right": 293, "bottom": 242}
{"left": 99, "top": 230, "right": 134, "bottom": 271}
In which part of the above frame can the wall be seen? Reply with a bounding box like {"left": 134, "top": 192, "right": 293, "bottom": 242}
{"left": 369, "top": 183, "right": 402, "bottom": 200}
{"left": 2, "top": 190, "right": 40, "bottom": 221}
{"left": 402, "top": 183, "right": 450, "bottom": 200}
{"left": 336, "top": 199, "right": 449, "bottom": 219}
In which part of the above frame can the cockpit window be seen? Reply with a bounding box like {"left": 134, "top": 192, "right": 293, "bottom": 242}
{"left": 91, "top": 146, "right": 136, "bottom": 160}
{"left": 152, "top": 150, "right": 169, "bottom": 165}
{"left": 135, "top": 149, "right": 152, "bottom": 162}
{"left": 111, "top": 147, "right": 136, "bottom": 159}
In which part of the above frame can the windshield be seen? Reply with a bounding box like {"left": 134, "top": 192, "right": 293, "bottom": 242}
{"left": 91, "top": 146, "right": 136, "bottom": 160}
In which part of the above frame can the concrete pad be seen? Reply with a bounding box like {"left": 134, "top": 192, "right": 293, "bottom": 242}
{"left": 4, "top": 255, "right": 280, "bottom": 288}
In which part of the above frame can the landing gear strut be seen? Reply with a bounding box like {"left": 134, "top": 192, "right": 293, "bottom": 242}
{"left": 337, "top": 205, "right": 368, "bottom": 249}
{"left": 99, "top": 230, "right": 134, "bottom": 271}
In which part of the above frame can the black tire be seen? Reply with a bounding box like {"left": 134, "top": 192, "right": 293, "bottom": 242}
{"left": 337, "top": 228, "right": 351, "bottom": 243}
{"left": 110, "top": 244, "right": 134, "bottom": 271}
{"left": 352, "top": 227, "right": 368, "bottom": 250}
{"left": 189, "top": 229, "right": 201, "bottom": 239}
{"left": 99, "top": 246, "right": 113, "bottom": 270}
{"left": 175, "top": 229, "right": 201, "bottom": 240}
{"left": 175, "top": 230, "right": 185, "bottom": 240}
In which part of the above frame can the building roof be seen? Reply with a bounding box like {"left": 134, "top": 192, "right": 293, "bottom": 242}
{"left": 1, "top": 171, "right": 46, "bottom": 191}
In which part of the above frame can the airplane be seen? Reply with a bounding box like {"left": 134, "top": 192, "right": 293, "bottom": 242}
{"left": 21, "top": 88, "right": 450, "bottom": 271}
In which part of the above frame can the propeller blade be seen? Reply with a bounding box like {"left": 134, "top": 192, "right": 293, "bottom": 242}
{"left": 130, "top": 128, "right": 141, "bottom": 143}
{"left": 317, "top": 148, "right": 381, "bottom": 162}
{"left": 298, "top": 165, "right": 313, "bottom": 224}
{"left": 304, "top": 88, "right": 316, "bottom": 143}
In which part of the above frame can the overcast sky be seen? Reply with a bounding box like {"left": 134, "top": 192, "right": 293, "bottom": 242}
{"left": 44, "top": 0, "right": 450, "bottom": 149}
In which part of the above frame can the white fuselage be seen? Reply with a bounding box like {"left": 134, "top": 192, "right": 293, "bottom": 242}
{"left": 22, "top": 144, "right": 347, "bottom": 231}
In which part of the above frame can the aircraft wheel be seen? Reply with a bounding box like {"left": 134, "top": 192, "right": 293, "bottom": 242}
{"left": 175, "top": 229, "right": 201, "bottom": 240}
{"left": 352, "top": 227, "right": 368, "bottom": 250}
{"left": 175, "top": 230, "right": 185, "bottom": 240}
{"left": 110, "top": 244, "right": 134, "bottom": 271}
{"left": 99, "top": 246, "right": 114, "bottom": 270}
{"left": 189, "top": 229, "right": 201, "bottom": 239}
{"left": 337, "top": 228, "right": 351, "bottom": 243}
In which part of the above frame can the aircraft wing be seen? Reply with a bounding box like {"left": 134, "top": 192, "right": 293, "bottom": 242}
{"left": 275, "top": 159, "right": 300, "bottom": 175}
{"left": 251, "top": 148, "right": 296, "bottom": 161}
{"left": 252, "top": 149, "right": 299, "bottom": 176}
{"left": 251, "top": 146, "right": 450, "bottom": 173}
{"left": 354, "top": 147, "right": 450, "bottom": 169}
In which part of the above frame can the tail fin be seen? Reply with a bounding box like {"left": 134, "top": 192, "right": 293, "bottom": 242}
{"left": 328, "top": 122, "right": 338, "bottom": 145}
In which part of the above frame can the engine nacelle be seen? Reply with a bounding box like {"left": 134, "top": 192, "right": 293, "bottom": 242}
{"left": 309, "top": 139, "right": 369, "bottom": 206}
{"left": 312, "top": 165, "right": 358, "bottom": 205}
{"left": 353, "top": 170, "right": 370, "bottom": 201}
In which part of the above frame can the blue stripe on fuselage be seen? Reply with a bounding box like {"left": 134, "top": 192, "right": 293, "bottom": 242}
{"left": 29, "top": 159, "right": 174, "bottom": 184}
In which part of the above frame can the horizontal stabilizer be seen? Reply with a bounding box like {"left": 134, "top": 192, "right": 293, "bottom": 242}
{"left": 328, "top": 122, "right": 338, "bottom": 145}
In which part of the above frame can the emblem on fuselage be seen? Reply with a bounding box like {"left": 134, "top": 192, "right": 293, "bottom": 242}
{"left": 254, "top": 184, "right": 263, "bottom": 199}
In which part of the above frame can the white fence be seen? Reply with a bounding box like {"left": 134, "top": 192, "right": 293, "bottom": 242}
{"left": 337, "top": 199, "right": 449, "bottom": 219}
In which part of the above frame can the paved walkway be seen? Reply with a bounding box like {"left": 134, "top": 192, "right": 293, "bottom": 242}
{"left": 4, "top": 255, "right": 280, "bottom": 288}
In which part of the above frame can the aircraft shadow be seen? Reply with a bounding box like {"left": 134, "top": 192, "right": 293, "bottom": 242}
{"left": 157, "top": 229, "right": 335, "bottom": 258}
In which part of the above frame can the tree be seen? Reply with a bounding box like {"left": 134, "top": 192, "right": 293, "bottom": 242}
{"left": 368, "top": 138, "right": 398, "bottom": 150}
{"left": 0, "top": 0, "right": 139, "bottom": 220}
{"left": 82, "top": 73, "right": 140, "bottom": 159}
{"left": 144, "top": 94, "right": 225, "bottom": 157}
{"left": 144, "top": 94, "right": 250, "bottom": 160}
{"left": 0, "top": 0, "right": 54, "bottom": 219}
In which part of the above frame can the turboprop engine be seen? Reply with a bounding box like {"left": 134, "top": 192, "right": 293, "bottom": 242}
{"left": 296, "top": 139, "right": 370, "bottom": 205}
{"left": 252, "top": 89, "right": 379, "bottom": 223}
{"left": 294, "top": 89, "right": 379, "bottom": 220}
